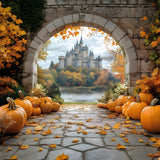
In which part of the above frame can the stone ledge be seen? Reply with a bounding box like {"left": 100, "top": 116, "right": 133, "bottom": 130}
{"left": 37, "top": 27, "right": 50, "bottom": 42}
{"left": 63, "top": 15, "right": 73, "bottom": 24}
{"left": 104, "top": 20, "right": 117, "bottom": 33}
{"left": 46, "top": 22, "right": 56, "bottom": 33}
{"left": 53, "top": 17, "right": 65, "bottom": 28}
{"left": 112, "top": 26, "right": 126, "bottom": 42}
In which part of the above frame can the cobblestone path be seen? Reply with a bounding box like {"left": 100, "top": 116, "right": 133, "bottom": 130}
{"left": 0, "top": 104, "right": 159, "bottom": 160}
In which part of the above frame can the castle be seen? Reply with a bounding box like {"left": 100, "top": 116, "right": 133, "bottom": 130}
{"left": 58, "top": 37, "right": 102, "bottom": 70}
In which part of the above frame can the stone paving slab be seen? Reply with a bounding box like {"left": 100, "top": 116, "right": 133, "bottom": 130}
{"left": 0, "top": 104, "right": 160, "bottom": 160}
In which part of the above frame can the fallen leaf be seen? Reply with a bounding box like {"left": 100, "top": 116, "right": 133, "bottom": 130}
{"left": 99, "top": 130, "right": 107, "bottom": 135}
{"left": 20, "top": 145, "right": 29, "bottom": 149}
{"left": 82, "top": 131, "right": 88, "bottom": 135}
{"left": 56, "top": 153, "right": 69, "bottom": 160}
{"left": 119, "top": 134, "right": 125, "bottom": 138}
{"left": 35, "top": 125, "right": 43, "bottom": 131}
{"left": 49, "top": 144, "right": 57, "bottom": 148}
{"left": 122, "top": 124, "right": 131, "bottom": 128}
{"left": 148, "top": 152, "right": 160, "bottom": 158}
{"left": 9, "top": 155, "right": 18, "bottom": 159}
{"left": 67, "top": 121, "right": 75, "bottom": 124}
{"left": 139, "top": 139, "right": 144, "bottom": 143}
{"left": 110, "top": 139, "right": 116, "bottom": 141}
{"left": 55, "top": 135, "right": 61, "bottom": 138}
{"left": 13, "top": 135, "right": 20, "bottom": 138}
{"left": 86, "top": 125, "right": 97, "bottom": 129}
{"left": 77, "top": 122, "right": 84, "bottom": 125}
{"left": 72, "top": 139, "right": 79, "bottom": 143}
{"left": 103, "top": 126, "right": 111, "bottom": 130}
{"left": 135, "top": 122, "right": 141, "bottom": 126}
{"left": 5, "top": 147, "right": 12, "bottom": 152}
{"left": 113, "top": 123, "right": 121, "bottom": 129}
{"left": 39, "top": 148, "right": 43, "bottom": 151}
{"left": 41, "top": 129, "right": 52, "bottom": 136}
{"left": 123, "top": 138, "right": 130, "bottom": 143}
{"left": 33, "top": 138, "right": 39, "bottom": 141}
{"left": 86, "top": 118, "right": 92, "bottom": 122}
{"left": 116, "top": 144, "right": 126, "bottom": 149}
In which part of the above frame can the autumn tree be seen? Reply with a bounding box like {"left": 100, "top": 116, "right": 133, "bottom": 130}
{"left": 0, "top": 2, "right": 26, "bottom": 69}
{"left": 111, "top": 54, "right": 125, "bottom": 83}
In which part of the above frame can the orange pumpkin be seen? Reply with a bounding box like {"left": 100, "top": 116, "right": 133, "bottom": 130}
{"left": 115, "top": 106, "right": 122, "bottom": 113}
{"left": 32, "top": 104, "right": 41, "bottom": 116}
{"left": 15, "top": 91, "right": 32, "bottom": 118}
{"left": 51, "top": 102, "right": 60, "bottom": 112}
{"left": 39, "top": 97, "right": 53, "bottom": 103}
{"left": 127, "top": 95, "right": 148, "bottom": 120}
{"left": 117, "top": 95, "right": 135, "bottom": 106}
{"left": 39, "top": 99, "right": 52, "bottom": 114}
{"left": 122, "top": 102, "right": 132, "bottom": 116}
{"left": 141, "top": 98, "right": 160, "bottom": 133}
{"left": 0, "top": 97, "right": 27, "bottom": 134}
{"left": 107, "top": 98, "right": 117, "bottom": 112}
{"left": 25, "top": 96, "right": 41, "bottom": 108}
{"left": 139, "top": 93, "right": 154, "bottom": 105}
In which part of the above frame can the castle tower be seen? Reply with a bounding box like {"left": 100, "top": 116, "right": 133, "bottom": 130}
{"left": 97, "top": 55, "right": 102, "bottom": 70}
{"left": 65, "top": 51, "right": 73, "bottom": 67}
{"left": 89, "top": 51, "right": 95, "bottom": 69}
{"left": 58, "top": 56, "right": 65, "bottom": 69}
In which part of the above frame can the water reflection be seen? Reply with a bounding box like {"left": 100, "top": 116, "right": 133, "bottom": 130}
{"left": 61, "top": 91, "right": 105, "bottom": 102}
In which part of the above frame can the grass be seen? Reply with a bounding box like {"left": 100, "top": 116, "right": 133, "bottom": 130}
{"left": 64, "top": 102, "right": 97, "bottom": 105}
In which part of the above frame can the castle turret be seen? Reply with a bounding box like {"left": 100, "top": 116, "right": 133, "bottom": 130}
{"left": 89, "top": 51, "right": 95, "bottom": 69}
{"left": 97, "top": 55, "right": 102, "bottom": 70}
{"left": 58, "top": 56, "right": 65, "bottom": 69}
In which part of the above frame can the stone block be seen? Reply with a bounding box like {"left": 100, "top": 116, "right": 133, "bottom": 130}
{"left": 47, "top": 0, "right": 57, "bottom": 5}
{"left": 68, "top": 0, "right": 77, "bottom": 5}
{"left": 77, "top": 0, "right": 86, "bottom": 4}
{"left": 132, "top": 39, "right": 139, "bottom": 48}
{"left": 45, "top": 8, "right": 57, "bottom": 24}
{"left": 37, "top": 27, "right": 50, "bottom": 42}
{"left": 126, "top": 60, "right": 138, "bottom": 73}
{"left": 121, "top": 0, "right": 127, "bottom": 4}
{"left": 129, "top": 73, "right": 141, "bottom": 87}
{"left": 140, "top": 60, "right": 154, "bottom": 72}
{"left": 85, "top": 138, "right": 105, "bottom": 146}
{"left": 87, "top": 0, "right": 94, "bottom": 4}
{"left": 104, "top": 21, "right": 117, "bottom": 33}
{"left": 46, "top": 22, "right": 56, "bottom": 33}
{"left": 125, "top": 47, "right": 137, "bottom": 60}
{"left": 137, "top": 49, "right": 150, "bottom": 60}
{"left": 63, "top": 15, "right": 73, "bottom": 24}
{"left": 53, "top": 17, "right": 65, "bottom": 28}
{"left": 128, "top": 0, "right": 137, "bottom": 4}
{"left": 57, "top": 0, "right": 68, "bottom": 5}
{"left": 135, "top": 7, "right": 146, "bottom": 17}
{"left": 30, "top": 40, "right": 41, "bottom": 50}
{"left": 73, "top": 14, "right": 80, "bottom": 23}
{"left": 92, "top": 15, "right": 108, "bottom": 27}
{"left": 138, "top": 0, "right": 147, "bottom": 4}
{"left": 119, "top": 18, "right": 138, "bottom": 30}
{"left": 33, "top": 36, "right": 44, "bottom": 44}
{"left": 93, "top": 0, "right": 100, "bottom": 4}
{"left": 112, "top": 26, "right": 126, "bottom": 42}
{"left": 114, "top": 0, "right": 120, "bottom": 4}
{"left": 102, "top": 0, "right": 111, "bottom": 4}
{"left": 119, "top": 35, "right": 133, "bottom": 50}
{"left": 131, "top": 8, "right": 136, "bottom": 17}
{"left": 69, "top": 144, "right": 96, "bottom": 151}
{"left": 24, "top": 61, "right": 37, "bottom": 75}
{"left": 85, "top": 148, "right": 130, "bottom": 160}
{"left": 84, "top": 14, "right": 93, "bottom": 23}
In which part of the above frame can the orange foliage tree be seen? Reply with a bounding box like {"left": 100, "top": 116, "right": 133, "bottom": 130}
{"left": 111, "top": 54, "right": 125, "bottom": 83}
{"left": 0, "top": 2, "right": 27, "bottom": 69}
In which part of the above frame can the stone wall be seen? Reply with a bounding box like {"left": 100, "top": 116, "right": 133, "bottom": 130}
{"left": 23, "top": 0, "right": 158, "bottom": 94}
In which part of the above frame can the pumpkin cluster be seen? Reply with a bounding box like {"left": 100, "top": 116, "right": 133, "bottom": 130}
{"left": 97, "top": 93, "right": 160, "bottom": 133}
{"left": 0, "top": 91, "right": 60, "bottom": 135}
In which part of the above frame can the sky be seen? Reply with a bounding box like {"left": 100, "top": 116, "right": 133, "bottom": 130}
{"left": 38, "top": 27, "right": 122, "bottom": 70}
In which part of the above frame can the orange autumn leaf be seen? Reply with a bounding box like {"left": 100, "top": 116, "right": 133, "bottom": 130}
{"left": 9, "top": 155, "right": 18, "bottom": 160}
{"left": 148, "top": 152, "right": 160, "bottom": 158}
{"left": 119, "top": 134, "right": 125, "bottom": 138}
{"left": 39, "top": 148, "right": 43, "bottom": 151}
{"left": 20, "top": 145, "right": 29, "bottom": 149}
{"left": 141, "top": 16, "right": 148, "bottom": 20}
{"left": 86, "top": 118, "right": 92, "bottom": 122}
{"left": 41, "top": 129, "right": 52, "bottom": 136}
{"left": 56, "top": 153, "right": 69, "bottom": 160}
{"left": 49, "top": 144, "right": 57, "bottom": 148}
{"left": 5, "top": 147, "right": 12, "bottom": 152}
{"left": 113, "top": 123, "right": 121, "bottom": 129}
{"left": 99, "top": 130, "right": 107, "bottom": 135}
{"left": 116, "top": 144, "right": 126, "bottom": 149}
{"left": 139, "top": 139, "right": 144, "bottom": 143}
{"left": 123, "top": 138, "right": 130, "bottom": 143}
{"left": 150, "top": 41, "right": 158, "bottom": 48}
{"left": 35, "top": 125, "right": 43, "bottom": 131}
{"left": 72, "top": 139, "right": 79, "bottom": 143}
{"left": 82, "top": 131, "right": 88, "bottom": 135}
{"left": 103, "top": 126, "right": 111, "bottom": 130}
{"left": 110, "top": 138, "right": 116, "bottom": 141}
{"left": 33, "top": 138, "right": 39, "bottom": 141}
{"left": 55, "top": 135, "right": 61, "bottom": 138}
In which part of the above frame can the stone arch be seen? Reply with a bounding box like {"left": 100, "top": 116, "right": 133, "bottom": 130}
{"left": 23, "top": 13, "right": 137, "bottom": 93}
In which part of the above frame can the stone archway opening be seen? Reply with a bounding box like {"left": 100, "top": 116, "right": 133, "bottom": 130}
{"left": 23, "top": 13, "right": 138, "bottom": 94}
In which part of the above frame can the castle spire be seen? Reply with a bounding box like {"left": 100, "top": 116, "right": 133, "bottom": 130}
{"left": 80, "top": 36, "right": 83, "bottom": 44}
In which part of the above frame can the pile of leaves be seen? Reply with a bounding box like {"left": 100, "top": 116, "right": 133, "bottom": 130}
{"left": 134, "top": 67, "right": 160, "bottom": 104}
{"left": 0, "top": 77, "right": 26, "bottom": 105}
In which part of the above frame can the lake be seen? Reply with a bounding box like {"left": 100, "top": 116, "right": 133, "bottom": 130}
{"left": 61, "top": 91, "right": 105, "bottom": 102}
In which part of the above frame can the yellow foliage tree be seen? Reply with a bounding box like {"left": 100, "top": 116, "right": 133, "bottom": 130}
{"left": 111, "top": 54, "right": 125, "bottom": 83}
{"left": 0, "top": 2, "right": 26, "bottom": 69}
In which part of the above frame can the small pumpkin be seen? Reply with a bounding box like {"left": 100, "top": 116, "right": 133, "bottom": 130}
{"left": 15, "top": 91, "right": 33, "bottom": 118}
{"left": 115, "top": 106, "right": 122, "bottom": 113}
{"left": 139, "top": 93, "right": 154, "bottom": 105}
{"left": 25, "top": 96, "right": 41, "bottom": 108}
{"left": 0, "top": 97, "right": 27, "bottom": 134}
{"left": 117, "top": 95, "right": 135, "bottom": 106}
{"left": 51, "top": 102, "right": 60, "bottom": 112}
{"left": 39, "top": 99, "right": 52, "bottom": 114}
{"left": 141, "top": 98, "right": 160, "bottom": 133}
{"left": 32, "top": 103, "right": 41, "bottom": 116}
{"left": 122, "top": 102, "right": 132, "bottom": 116}
{"left": 39, "top": 96, "right": 53, "bottom": 104}
{"left": 127, "top": 95, "right": 148, "bottom": 120}
{"left": 107, "top": 98, "right": 117, "bottom": 112}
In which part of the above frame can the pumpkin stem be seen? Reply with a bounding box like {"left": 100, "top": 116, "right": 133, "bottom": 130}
{"left": 150, "top": 98, "right": 159, "bottom": 106}
{"left": 18, "top": 91, "right": 24, "bottom": 100}
{"left": 44, "top": 98, "right": 47, "bottom": 103}
{"left": 136, "top": 95, "right": 141, "bottom": 103}
{"left": 6, "top": 97, "right": 16, "bottom": 110}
